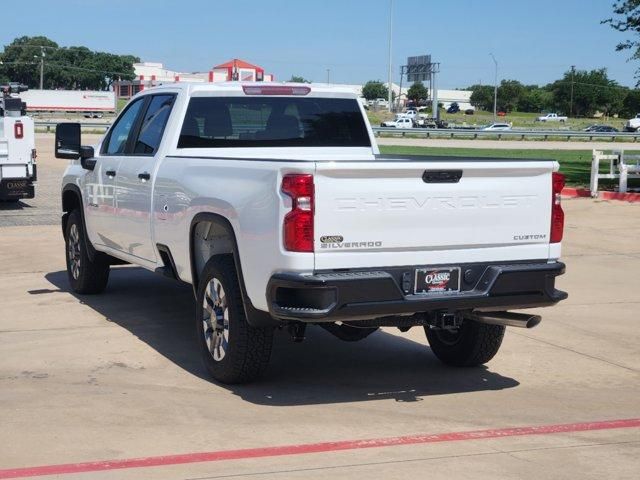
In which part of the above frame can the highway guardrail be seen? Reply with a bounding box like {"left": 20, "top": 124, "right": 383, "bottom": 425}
{"left": 35, "top": 121, "right": 111, "bottom": 133}
{"left": 372, "top": 127, "right": 640, "bottom": 142}
{"left": 35, "top": 121, "right": 640, "bottom": 142}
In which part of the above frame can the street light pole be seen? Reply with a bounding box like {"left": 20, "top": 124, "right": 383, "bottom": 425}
{"left": 326, "top": 68, "right": 330, "bottom": 84}
{"left": 39, "top": 48, "right": 45, "bottom": 90}
{"left": 387, "top": 0, "right": 393, "bottom": 112}
{"left": 490, "top": 53, "right": 498, "bottom": 121}
{"left": 570, "top": 65, "right": 576, "bottom": 118}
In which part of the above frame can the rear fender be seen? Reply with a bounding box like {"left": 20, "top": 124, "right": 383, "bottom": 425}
{"left": 189, "top": 212, "right": 278, "bottom": 328}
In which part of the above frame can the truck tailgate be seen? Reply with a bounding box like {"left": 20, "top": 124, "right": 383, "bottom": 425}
{"left": 313, "top": 158, "right": 555, "bottom": 270}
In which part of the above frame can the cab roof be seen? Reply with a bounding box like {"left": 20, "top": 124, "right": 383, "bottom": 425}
{"left": 139, "top": 82, "right": 360, "bottom": 99}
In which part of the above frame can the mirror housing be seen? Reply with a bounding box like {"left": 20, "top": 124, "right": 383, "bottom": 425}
{"left": 80, "top": 146, "right": 96, "bottom": 171}
{"left": 55, "top": 123, "right": 81, "bottom": 159}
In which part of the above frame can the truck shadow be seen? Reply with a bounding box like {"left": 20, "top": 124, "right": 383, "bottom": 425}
{"left": 44, "top": 267, "right": 519, "bottom": 406}
{"left": 0, "top": 200, "right": 32, "bottom": 210}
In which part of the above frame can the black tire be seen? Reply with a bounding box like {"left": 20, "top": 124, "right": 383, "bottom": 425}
{"left": 196, "top": 255, "right": 274, "bottom": 384}
{"left": 65, "top": 210, "right": 110, "bottom": 294}
{"left": 321, "top": 323, "right": 378, "bottom": 342}
{"left": 425, "top": 319, "right": 505, "bottom": 367}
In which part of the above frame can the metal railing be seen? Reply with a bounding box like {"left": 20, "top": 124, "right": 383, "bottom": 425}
{"left": 35, "top": 121, "right": 111, "bottom": 133}
{"left": 373, "top": 127, "right": 640, "bottom": 142}
{"left": 33, "top": 121, "right": 640, "bottom": 142}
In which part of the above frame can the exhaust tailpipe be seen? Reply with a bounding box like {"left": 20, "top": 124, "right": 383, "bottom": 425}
{"left": 470, "top": 311, "right": 541, "bottom": 329}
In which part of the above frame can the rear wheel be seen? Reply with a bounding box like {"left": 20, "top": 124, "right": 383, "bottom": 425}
{"left": 425, "top": 319, "right": 505, "bottom": 367}
{"left": 196, "top": 255, "right": 274, "bottom": 384}
{"left": 65, "top": 210, "right": 110, "bottom": 294}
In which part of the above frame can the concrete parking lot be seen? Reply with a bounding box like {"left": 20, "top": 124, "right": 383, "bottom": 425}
{"left": 0, "top": 135, "right": 639, "bottom": 479}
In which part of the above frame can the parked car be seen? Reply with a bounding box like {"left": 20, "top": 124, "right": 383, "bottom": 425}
{"left": 584, "top": 125, "right": 618, "bottom": 133}
{"left": 447, "top": 102, "right": 460, "bottom": 114}
{"left": 380, "top": 117, "right": 414, "bottom": 128}
{"left": 536, "top": 113, "right": 568, "bottom": 122}
{"left": 481, "top": 123, "right": 512, "bottom": 131}
{"left": 624, "top": 114, "right": 640, "bottom": 132}
{"left": 55, "top": 82, "right": 567, "bottom": 384}
{"left": 375, "top": 98, "right": 389, "bottom": 109}
{"left": 399, "top": 110, "right": 418, "bottom": 120}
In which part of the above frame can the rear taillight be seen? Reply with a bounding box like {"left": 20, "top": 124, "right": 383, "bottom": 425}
{"left": 14, "top": 121, "right": 24, "bottom": 139}
{"left": 282, "top": 174, "right": 314, "bottom": 252}
{"left": 551, "top": 172, "right": 565, "bottom": 243}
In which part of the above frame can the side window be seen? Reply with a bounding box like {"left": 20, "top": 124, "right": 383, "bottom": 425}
{"left": 133, "top": 95, "right": 175, "bottom": 155}
{"left": 103, "top": 98, "right": 145, "bottom": 155}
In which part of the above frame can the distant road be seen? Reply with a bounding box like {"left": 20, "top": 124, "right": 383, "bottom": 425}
{"left": 376, "top": 137, "right": 640, "bottom": 151}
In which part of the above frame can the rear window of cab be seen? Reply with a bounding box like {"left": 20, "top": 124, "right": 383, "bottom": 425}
{"left": 177, "top": 97, "right": 371, "bottom": 148}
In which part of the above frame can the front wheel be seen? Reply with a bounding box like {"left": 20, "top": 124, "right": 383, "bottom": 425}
{"left": 425, "top": 319, "right": 505, "bottom": 367}
{"left": 65, "top": 210, "right": 110, "bottom": 294}
{"left": 196, "top": 255, "right": 274, "bottom": 384}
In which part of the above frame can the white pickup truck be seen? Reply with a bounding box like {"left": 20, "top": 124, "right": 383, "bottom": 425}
{"left": 536, "top": 113, "right": 568, "bottom": 123}
{"left": 1, "top": 84, "right": 37, "bottom": 201}
{"left": 380, "top": 116, "right": 414, "bottom": 128}
{"left": 56, "top": 82, "right": 567, "bottom": 384}
{"left": 624, "top": 114, "right": 640, "bottom": 132}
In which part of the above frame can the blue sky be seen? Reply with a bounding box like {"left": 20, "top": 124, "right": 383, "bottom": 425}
{"left": 2, "top": 0, "right": 636, "bottom": 88}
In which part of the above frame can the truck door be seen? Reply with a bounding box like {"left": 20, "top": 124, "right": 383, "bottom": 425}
{"left": 84, "top": 97, "right": 146, "bottom": 249}
{"left": 110, "top": 93, "right": 176, "bottom": 262}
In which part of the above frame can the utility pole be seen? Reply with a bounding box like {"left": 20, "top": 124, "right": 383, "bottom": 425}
{"left": 431, "top": 63, "right": 440, "bottom": 121}
{"left": 326, "top": 68, "right": 330, "bottom": 84}
{"left": 570, "top": 65, "right": 576, "bottom": 118}
{"left": 39, "top": 47, "right": 45, "bottom": 90}
{"left": 387, "top": 0, "right": 393, "bottom": 112}
{"left": 490, "top": 53, "right": 498, "bottom": 121}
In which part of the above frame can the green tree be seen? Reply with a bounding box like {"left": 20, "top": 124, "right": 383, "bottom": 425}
{"left": 407, "top": 81, "right": 428, "bottom": 102}
{"left": 0, "top": 36, "right": 58, "bottom": 87}
{"left": 361, "top": 80, "right": 388, "bottom": 100}
{"left": 603, "top": 1, "right": 640, "bottom": 84}
{"left": 621, "top": 88, "right": 640, "bottom": 116}
{"left": 0, "top": 36, "right": 138, "bottom": 90}
{"left": 289, "top": 75, "right": 310, "bottom": 83}
{"left": 517, "top": 87, "right": 553, "bottom": 112}
{"left": 547, "top": 68, "right": 626, "bottom": 116}
{"left": 468, "top": 84, "right": 494, "bottom": 111}
{"left": 497, "top": 80, "right": 525, "bottom": 112}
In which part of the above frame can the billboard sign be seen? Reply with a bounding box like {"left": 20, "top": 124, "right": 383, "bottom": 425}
{"left": 406, "top": 55, "right": 431, "bottom": 82}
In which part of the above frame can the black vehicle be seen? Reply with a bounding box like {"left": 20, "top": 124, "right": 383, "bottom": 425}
{"left": 447, "top": 102, "right": 460, "bottom": 114}
{"left": 585, "top": 125, "right": 618, "bottom": 133}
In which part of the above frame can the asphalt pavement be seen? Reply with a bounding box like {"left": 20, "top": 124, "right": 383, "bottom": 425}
{"left": 0, "top": 134, "right": 638, "bottom": 479}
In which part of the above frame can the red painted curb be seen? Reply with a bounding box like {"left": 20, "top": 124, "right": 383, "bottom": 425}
{"left": 1, "top": 418, "right": 639, "bottom": 479}
{"left": 562, "top": 187, "right": 640, "bottom": 202}
{"left": 561, "top": 187, "right": 591, "bottom": 198}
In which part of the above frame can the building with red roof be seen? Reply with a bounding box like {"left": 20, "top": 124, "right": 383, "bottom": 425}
{"left": 115, "top": 58, "right": 274, "bottom": 99}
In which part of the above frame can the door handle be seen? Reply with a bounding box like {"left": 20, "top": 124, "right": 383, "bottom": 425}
{"left": 105, "top": 170, "right": 116, "bottom": 178}
{"left": 138, "top": 172, "right": 151, "bottom": 181}
{"left": 422, "top": 170, "right": 463, "bottom": 183}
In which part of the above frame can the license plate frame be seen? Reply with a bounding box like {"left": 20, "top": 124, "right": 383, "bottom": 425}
{"left": 414, "top": 267, "right": 461, "bottom": 295}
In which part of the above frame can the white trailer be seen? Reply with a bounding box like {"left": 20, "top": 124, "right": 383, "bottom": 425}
{"left": 20, "top": 90, "right": 116, "bottom": 116}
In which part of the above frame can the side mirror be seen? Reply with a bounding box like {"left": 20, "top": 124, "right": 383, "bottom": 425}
{"left": 55, "top": 123, "right": 81, "bottom": 159}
